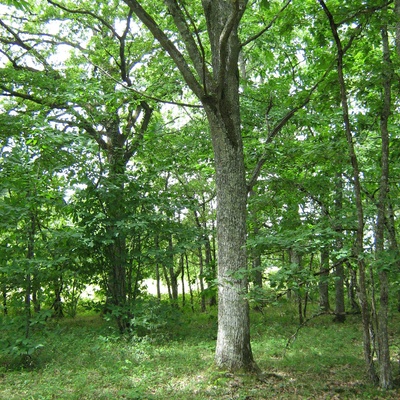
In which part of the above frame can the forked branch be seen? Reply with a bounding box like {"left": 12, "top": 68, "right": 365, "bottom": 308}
{"left": 123, "top": 0, "right": 205, "bottom": 99}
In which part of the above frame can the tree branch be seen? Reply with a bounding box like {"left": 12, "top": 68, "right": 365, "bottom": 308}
{"left": 46, "top": 0, "right": 117, "bottom": 38}
{"left": 124, "top": 101, "right": 153, "bottom": 161}
{"left": 88, "top": 60, "right": 202, "bottom": 108}
{"left": 0, "top": 84, "right": 111, "bottom": 150}
{"left": 0, "top": 19, "right": 52, "bottom": 70}
{"left": 123, "top": 0, "right": 205, "bottom": 100}
{"left": 0, "top": 85, "right": 62, "bottom": 108}
{"left": 163, "top": 0, "right": 213, "bottom": 93}
{"left": 119, "top": 8, "right": 134, "bottom": 86}
{"left": 246, "top": 63, "right": 334, "bottom": 191}
{"left": 241, "top": 0, "right": 292, "bottom": 48}
{"left": 216, "top": 0, "right": 247, "bottom": 92}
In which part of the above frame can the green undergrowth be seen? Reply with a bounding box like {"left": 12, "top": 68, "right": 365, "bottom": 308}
{"left": 0, "top": 300, "right": 399, "bottom": 399}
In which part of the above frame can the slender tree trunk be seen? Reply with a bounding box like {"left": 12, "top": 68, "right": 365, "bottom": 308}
{"left": 205, "top": 221, "right": 217, "bottom": 306}
{"left": 127, "top": 236, "right": 136, "bottom": 304}
{"left": 198, "top": 247, "right": 206, "bottom": 312}
{"left": 130, "top": 235, "right": 143, "bottom": 302}
{"left": 155, "top": 235, "right": 161, "bottom": 300}
{"left": 395, "top": 0, "right": 400, "bottom": 57}
{"left": 334, "top": 260, "right": 346, "bottom": 322}
{"left": 386, "top": 199, "right": 400, "bottom": 312}
{"left": 320, "top": 0, "right": 378, "bottom": 383}
{"left": 180, "top": 253, "right": 185, "bottom": 307}
{"left": 162, "top": 264, "right": 172, "bottom": 301}
{"left": 347, "top": 263, "right": 360, "bottom": 313}
{"left": 185, "top": 253, "right": 195, "bottom": 312}
{"left": 24, "top": 273, "right": 31, "bottom": 339}
{"left": 374, "top": 24, "right": 392, "bottom": 389}
{"left": 289, "top": 248, "right": 304, "bottom": 325}
{"left": 284, "top": 251, "right": 292, "bottom": 300}
{"left": 249, "top": 190, "right": 263, "bottom": 292}
{"left": 32, "top": 272, "right": 41, "bottom": 313}
{"left": 168, "top": 236, "right": 179, "bottom": 304}
{"left": 2, "top": 281, "right": 7, "bottom": 315}
{"left": 319, "top": 247, "right": 330, "bottom": 312}
{"left": 195, "top": 204, "right": 216, "bottom": 307}
{"left": 53, "top": 277, "right": 64, "bottom": 318}
{"left": 334, "top": 174, "right": 345, "bottom": 322}
{"left": 155, "top": 263, "right": 161, "bottom": 300}
{"left": 25, "top": 211, "right": 35, "bottom": 340}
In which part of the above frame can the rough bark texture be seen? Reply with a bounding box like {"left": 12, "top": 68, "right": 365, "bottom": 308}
{"left": 202, "top": 1, "right": 256, "bottom": 371}
{"left": 104, "top": 126, "right": 129, "bottom": 332}
{"left": 126, "top": 0, "right": 256, "bottom": 371}
{"left": 206, "top": 111, "right": 254, "bottom": 370}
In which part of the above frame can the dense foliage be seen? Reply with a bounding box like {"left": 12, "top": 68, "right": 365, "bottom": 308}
{"left": 1, "top": 0, "right": 400, "bottom": 391}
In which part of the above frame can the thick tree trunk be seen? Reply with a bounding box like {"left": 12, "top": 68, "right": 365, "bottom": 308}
{"left": 206, "top": 109, "right": 256, "bottom": 371}
{"left": 126, "top": 0, "right": 256, "bottom": 371}
{"left": 105, "top": 131, "right": 129, "bottom": 332}
{"left": 202, "top": 0, "right": 257, "bottom": 372}
{"left": 106, "top": 231, "right": 128, "bottom": 332}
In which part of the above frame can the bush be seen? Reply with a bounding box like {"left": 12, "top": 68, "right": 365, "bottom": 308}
{"left": 0, "top": 310, "right": 51, "bottom": 369}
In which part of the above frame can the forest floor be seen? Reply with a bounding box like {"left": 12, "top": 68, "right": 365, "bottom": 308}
{"left": 0, "top": 298, "right": 399, "bottom": 399}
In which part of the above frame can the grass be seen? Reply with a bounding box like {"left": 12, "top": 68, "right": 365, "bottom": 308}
{"left": 0, "top": 299, "right": 399, "bottom": 399}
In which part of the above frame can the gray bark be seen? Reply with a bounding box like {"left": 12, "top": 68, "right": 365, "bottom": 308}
{"left": 125, "top": 0, "right": 257, "bottom": 371}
